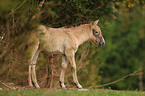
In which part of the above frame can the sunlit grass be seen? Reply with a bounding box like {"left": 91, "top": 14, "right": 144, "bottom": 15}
{"left": 0, "top": 89, "right": 144, "bottom": 96}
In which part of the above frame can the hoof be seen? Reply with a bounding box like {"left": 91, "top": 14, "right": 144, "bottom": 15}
{"left": 74, "top": 83, "right": 83, "bottom": 89}
{"left": 59, "top": 81, "right": 66, "bottom": 89}
{"left": 29, "top": 84, "right": 33, "bottom": 87}
{"left": 78, "top": 89, "right": 88, "bottom": 91}
{"left": 36, "top": 86, "right": 40, "bottom": 88}
{"left": 78, "top": 86, "right": 83, "bottom": 89}
{"left": 62, "top": 86, "right": 66, "bottom": 89}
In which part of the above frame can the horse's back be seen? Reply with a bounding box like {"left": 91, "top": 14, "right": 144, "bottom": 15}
{"left": 37, "top": 25, "right": 69, "bottom": 54}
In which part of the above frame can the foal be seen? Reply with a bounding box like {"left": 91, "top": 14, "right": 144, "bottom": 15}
{"left": 27, "top": 20, "right": 105, "bottom": 89}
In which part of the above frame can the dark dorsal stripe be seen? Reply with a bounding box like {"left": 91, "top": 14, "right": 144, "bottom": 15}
{"left": 65, "top": 21, "right": 92, "bottom": 28}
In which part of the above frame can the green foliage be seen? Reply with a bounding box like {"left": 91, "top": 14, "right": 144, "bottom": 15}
{"left": 41, "top": 0, "right": 122, "bottom": 27}
{"left": 76, "top": 5, "right": 145, "bottom": 90}
{"left": 0, "top": 0, "right": 145, "bottom": 90}
{"left": 97, "top": 8, "right": 145, "bottom": 90}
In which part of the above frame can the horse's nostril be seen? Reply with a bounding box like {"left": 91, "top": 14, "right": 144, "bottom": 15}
{"left": 102, "top": 42, "right": 105, "bottom": 45}
{"left": 99, "top": 41, "right": 105, "bottom": 47}
{"left": 99, "top": 42, "right": 102, "bottom": 46}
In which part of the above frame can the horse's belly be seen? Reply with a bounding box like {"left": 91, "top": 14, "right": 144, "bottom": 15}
{"left": 46, "top": 49, "right": 64, "bottom": 54}
{"left": 40, "top": 39, "right": 65, "bottom": 54}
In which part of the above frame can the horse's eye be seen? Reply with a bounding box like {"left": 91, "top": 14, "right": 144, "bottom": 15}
{"left": 93, "top": 29, "right": 99, "bottom": 34}
{"left": 95, "top": 31, "right": 99, "bottom": 34}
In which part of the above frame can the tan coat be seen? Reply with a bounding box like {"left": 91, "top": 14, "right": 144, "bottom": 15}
{"left": 28, "top": 20, "right": 105, "bottom": 89}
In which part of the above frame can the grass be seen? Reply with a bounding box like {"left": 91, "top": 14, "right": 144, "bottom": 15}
{"left": 0, "top": 89, "right": 144, "bottom": 96}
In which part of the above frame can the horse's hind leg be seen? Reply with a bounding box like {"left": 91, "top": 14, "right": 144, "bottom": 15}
{"left": 31, "top": 50, "right": 40, "bottom": 88}
{"left": 28, "top": 50, "right": 40, "bottom": 88}
{"left": 59, "top": 55, "right": 68, "bottom": 89}
{"left": 28, "top": 65, "right": 33, "bottom": 87}
{"left": 27, "top": 40, "right": 40, "bottom": 88}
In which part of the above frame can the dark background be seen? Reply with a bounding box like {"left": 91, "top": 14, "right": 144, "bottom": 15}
{"left": 0, "top": 0, "right": 144, "bottom": 90}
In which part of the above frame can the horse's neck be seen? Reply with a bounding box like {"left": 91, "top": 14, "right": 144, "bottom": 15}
{"left": 70, "top": 24, "right": 91, "bottom": 46}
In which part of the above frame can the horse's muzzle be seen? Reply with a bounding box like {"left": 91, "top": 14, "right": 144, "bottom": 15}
{"left": 98, "top": 39, "right": 105, "bottom": 47}
{"left": 91, "top": 38, "right": 105, "bottom": 47}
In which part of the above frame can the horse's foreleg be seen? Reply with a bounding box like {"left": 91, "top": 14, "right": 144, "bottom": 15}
{"left": 71, "top": 61, "right": 82, "bottom": 89}
{"left": 65, "top": 51, "right": 83, "bottom": 89}
{"left": 59, "top": 55, "right": 68, "bottom": 89}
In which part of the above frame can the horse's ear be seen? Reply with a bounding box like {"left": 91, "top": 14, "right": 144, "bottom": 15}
{"left": 93, "top": 19, "right": 99, "bottom": 25}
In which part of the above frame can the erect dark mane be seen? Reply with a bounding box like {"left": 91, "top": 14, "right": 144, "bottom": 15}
{"left": 65, "top": 21, "right": 92, "bottom": 28}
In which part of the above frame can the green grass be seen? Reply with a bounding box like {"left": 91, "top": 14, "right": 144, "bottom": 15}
{"left": 0, "top": 89, "right": 144, "bottom": 96}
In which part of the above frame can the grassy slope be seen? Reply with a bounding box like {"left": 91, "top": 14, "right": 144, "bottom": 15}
{"left": 0, "top": 89, "right": 144, "bottom": 96}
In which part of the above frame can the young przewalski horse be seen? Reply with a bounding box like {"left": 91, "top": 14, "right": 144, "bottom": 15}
{"left": 28, "top": 20, "right": 105, "bottom": 89}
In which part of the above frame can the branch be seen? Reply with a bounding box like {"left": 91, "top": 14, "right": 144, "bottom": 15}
{"left": 15, "top": 0, "right": 27, "bottom": 11}
{"left": 89, "top": 69, "right": 142, "bottom": 89}
{"left": 38, "top": 0, "right": 45, "bottom": 10}
{"left": 0, "top": 81, "right": 16, "bottom": 89}
{"left": 32, "top": 0, "right": 45, "bottom": 20}
{"left": 9, "top": 0, "right": 27, "bottom": 15}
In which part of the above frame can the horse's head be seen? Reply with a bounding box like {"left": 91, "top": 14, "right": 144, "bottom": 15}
{"left": 91, "top": 20, "right": 105, "bottom": 47}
